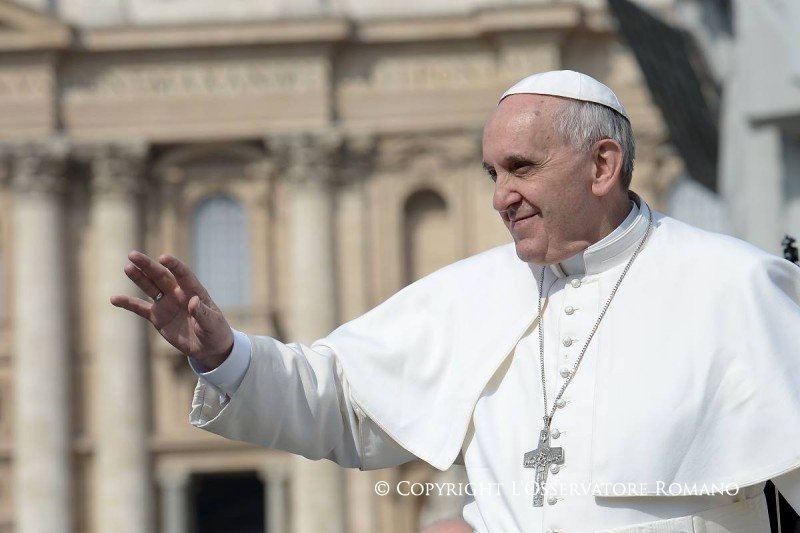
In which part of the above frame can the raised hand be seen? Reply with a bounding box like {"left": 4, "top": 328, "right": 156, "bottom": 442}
{"left": 110, "top": 250, "right": 234, "bottom": 370}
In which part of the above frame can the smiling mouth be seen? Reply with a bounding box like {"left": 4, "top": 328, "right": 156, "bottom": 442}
{"left": 510, "top": 212, "right": 540, "bottom": 227}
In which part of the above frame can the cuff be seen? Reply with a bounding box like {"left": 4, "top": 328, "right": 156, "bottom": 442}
{"left": 188, "top": 328, "right": 252, "bottom": 397}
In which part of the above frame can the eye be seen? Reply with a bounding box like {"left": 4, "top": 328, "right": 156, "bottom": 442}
{"left": 511, "top": 162, "right": 536, "bottom": 175}
{"left": 486, "top": 169, "right": 497, "bottom": 182}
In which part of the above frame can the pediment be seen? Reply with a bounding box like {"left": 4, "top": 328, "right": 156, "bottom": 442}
{"left": 0, "top": 1, "right": 70, "bottom": 51}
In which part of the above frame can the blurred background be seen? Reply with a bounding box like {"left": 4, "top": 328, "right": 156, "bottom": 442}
{"left": 0, "top": 0, "right": 797, "bottom": 531}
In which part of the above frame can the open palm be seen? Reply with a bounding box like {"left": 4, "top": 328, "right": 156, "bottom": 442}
{"left": 110, "top": 250, "right": 234, "bottom": 369}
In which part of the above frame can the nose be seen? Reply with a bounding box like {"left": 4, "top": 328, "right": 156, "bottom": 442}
{"left": 492, "top": 174, "right": 522, "bottom": 220}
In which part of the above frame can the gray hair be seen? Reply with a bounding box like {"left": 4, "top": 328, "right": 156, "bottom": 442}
{"left": 552, "top": 99, "right": 636, "bottom": 189}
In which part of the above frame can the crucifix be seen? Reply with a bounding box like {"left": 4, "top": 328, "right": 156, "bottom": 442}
{"left": 523, "top": 420, "right": 564, "bottom": 507}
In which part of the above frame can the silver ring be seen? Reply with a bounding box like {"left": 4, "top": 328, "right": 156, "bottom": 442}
{"left": 154, "top": 291, "right": 164, "bottom": 302}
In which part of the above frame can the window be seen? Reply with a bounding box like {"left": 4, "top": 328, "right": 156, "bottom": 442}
{"left": 191, "top": 194, "right": 250, "bottom": 308}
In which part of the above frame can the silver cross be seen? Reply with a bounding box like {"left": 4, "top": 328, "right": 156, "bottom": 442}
{"left": 523, "top": 427, "right": 564, "bottom": 507}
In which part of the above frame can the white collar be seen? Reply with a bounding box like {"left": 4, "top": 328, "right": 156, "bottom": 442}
{"left": 547, "top": 192, "right": 650, "bottom": 279}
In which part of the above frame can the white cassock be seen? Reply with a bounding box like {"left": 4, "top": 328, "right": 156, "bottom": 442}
{"left": 189, "top": 192, "right": 800, "bottom": 532}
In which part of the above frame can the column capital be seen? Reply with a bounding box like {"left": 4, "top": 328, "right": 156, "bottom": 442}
{"left": 266, "top": 130, "right": 344, "bottom": 186}
{"left": 78, "top": 142, "right": 148, "bottom": 197}
{"left": 256, "top": 463, "right": 290, "bottom": 483}
{"left": 338, "top": 132, "right": 377, "bottom": 186}
{"left": 5, "top": 139, "right": 70, "bottom": 195}
{"left": 244, "top": 157, "right": 278, "bottom": 182}
{"left": 156, "top": 467, "right": 191, "bottom": 489}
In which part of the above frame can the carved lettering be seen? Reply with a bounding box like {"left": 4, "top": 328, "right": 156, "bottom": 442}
{"left": 371, "top": 56, "right": 496, "bottom": 90}
{"left": 64, "top": 59, "right": 326, "bottom": 99}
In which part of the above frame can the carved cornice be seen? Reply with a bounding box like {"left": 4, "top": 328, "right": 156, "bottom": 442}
{"left": 78, "top": 142, "right": 148, "bottom": 197}
{"left": 6, "top": 140, "right": 69, "bottom": 195}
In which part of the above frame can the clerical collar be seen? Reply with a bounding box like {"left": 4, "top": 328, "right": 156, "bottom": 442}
{"left": 548, "top": 192, "right": 650, "bottom": 278}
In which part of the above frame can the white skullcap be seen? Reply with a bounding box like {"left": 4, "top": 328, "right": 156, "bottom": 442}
{"left": 500, "top": 70, "right": 629, "bottom": 120}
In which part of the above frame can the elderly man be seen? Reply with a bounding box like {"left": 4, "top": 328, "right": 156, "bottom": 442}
{"left": 112, "top": 71, "right": 800, "bottom": 532}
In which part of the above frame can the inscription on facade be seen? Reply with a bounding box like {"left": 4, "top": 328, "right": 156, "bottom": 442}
{"left": 0, "top": 68, "right": 52, "bottom": 99}
{"left": 371, "top": 56, "right": 496, "bottom": 91}
{"left": 343, "top": 48, "right": 556, "bottom": 93}
{"left": 64, "top": 59, "right": 326, "bottom": 99}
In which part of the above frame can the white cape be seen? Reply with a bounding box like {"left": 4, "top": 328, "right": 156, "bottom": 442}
{"left": 314, "top": 207, "right": 800, "bottom": 495}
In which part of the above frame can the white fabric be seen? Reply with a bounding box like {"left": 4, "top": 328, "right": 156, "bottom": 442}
{"left": 189, "top": 335, "right": 781, "bottom": 532}
{"left": 500, "top": 70, "right": 629, "bottom": 120}
{"left": 302, "top": 194, "right": 800, "bottom": 491}
{"left": 189, "top": 328, "right": 251, "bottom": 399}
{"left": 189, "top": 193, "right": 800, "bottom": 531}
{"left": 459, "top": 211, "right": 767, "bottom": 528}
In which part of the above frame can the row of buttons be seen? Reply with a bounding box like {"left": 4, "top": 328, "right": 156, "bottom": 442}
{"left": 544, "top": 277, "right": 581, "bottom": 523}
{"left": 547, "top": 279, "right": 580, "bottom": 515}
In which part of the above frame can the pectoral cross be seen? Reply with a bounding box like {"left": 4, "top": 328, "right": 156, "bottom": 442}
{"left": 523, "top": 425, "right": 564, "bottom": 507}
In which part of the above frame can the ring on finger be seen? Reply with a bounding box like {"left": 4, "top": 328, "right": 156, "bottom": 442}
{"left": 154, "top": 291, "right": 164, "bottom": 302}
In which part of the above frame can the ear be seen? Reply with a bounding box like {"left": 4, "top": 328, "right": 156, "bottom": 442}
{"left": 590, "top": 138, "right": 624, "bottom": 197}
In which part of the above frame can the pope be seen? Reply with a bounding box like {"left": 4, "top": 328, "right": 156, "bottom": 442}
{"left": 111, "top": 70, "right": 800, "bottom": 532}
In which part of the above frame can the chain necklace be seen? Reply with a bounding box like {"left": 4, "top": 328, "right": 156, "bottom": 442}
{"left": 523, "top": 209, "right": 653, "bottom": 507}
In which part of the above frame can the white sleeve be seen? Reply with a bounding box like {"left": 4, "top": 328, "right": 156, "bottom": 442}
{"left": 188, "top": 328, "right": 251, "bottom": 398}
{"left": 190, "top": 333, "right": 418, "bottom": 470}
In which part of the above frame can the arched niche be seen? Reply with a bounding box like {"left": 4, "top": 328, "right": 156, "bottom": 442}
{"left": 402, "top": 188, "right": 456, "bottom": 284}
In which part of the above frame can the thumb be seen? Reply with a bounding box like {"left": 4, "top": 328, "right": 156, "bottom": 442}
{"left": 188, "top": 295, "right": 217, "bottom": 334}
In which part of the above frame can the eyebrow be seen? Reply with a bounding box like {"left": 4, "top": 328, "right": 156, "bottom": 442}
{"left": 483, "top": 154, "right": 540, "bottom": 171}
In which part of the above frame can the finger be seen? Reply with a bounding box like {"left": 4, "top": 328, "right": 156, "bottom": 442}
{"left": 128, "top": 250, "right": 178, "bottom": 294}
{"left": 159, "top": 254, "right": 210, "bottom": 300}
{"left": 110, "top": 295, "right": 152, "bottom": 321}
{"left": 124, "top": 263, "right": 161, "bottom": 300}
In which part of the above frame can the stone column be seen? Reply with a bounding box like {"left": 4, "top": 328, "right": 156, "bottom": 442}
{"left": 87, "top": 143, "right": 154, "bottom": 533}
{"left": 336, "top": 134, "right": 375, "bottom": 323}
{"left": 158, "top": 469, "right": 191, "bottom": 533}
{"left": 271, "top": 131, "right": 345, "bottom": 533}
{"left": 9, "top": 141, "right": 72, "bottom": 533}
{"left": 259, "top": 466, "right": 289, "bottom": 533}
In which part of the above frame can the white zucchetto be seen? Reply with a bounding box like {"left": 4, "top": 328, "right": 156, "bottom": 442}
{"left": 500, "top": 69, "right": 629, "bottom": 120}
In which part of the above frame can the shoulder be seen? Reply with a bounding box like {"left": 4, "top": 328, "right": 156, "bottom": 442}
{"left": 651, "top": 212, "right": 789, "bottom": 283}
{"left": 409, "top": 241, "right": 525, "bottom": 288}
{"left": 365, "top": 241, "right": 537, "bottom": 319}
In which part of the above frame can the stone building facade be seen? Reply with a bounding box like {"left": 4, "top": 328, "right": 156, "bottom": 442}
{"left": 0, "top": 0, "right": 680, "bottom": 531}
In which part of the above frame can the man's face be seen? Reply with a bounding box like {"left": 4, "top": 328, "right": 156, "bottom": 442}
{"left": 482, "top": 94, "right": 597, "bottom": 265}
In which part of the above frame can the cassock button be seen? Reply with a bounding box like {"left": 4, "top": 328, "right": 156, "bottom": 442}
{"left": 562, "top": 338, "right": 573, "bottom": 347}
{"left": 551, "top": 429, "right": 561, "bottom": 439}
{"left": 559, "top": 367, "right": 571, "bottom": 378}
{"left": 570, "top": 278, "right": 581, "bottom": 288}
{"left": 555, "top": 398, "right": 566, "bottom": 408}
{"left": 547, "top": 496, "right": 558, "bottom": 506}
{"left": 564, "top": 306, "right": 575, "bottom": 315}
